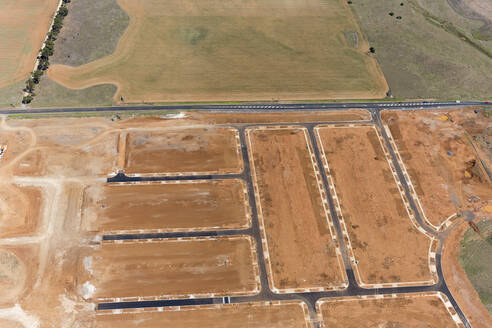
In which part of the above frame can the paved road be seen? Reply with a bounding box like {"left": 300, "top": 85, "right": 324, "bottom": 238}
{"left": 95, "top": 113, "right": 475, "bottom": 326}
{"left": 0, "top": 100, "right": 490, "bottom": 115}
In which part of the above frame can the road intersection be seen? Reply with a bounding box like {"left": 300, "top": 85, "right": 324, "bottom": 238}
{"left": 94, "top": 108, "right": 477, "bottom": 327}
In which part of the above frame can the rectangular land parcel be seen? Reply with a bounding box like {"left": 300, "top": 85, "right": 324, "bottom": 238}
{"left": 123, "top": 127, "right": 242, "bottom": 175}
{"left": 96, "top": 301, "right": 311, "bottom": 328}
{"left": 317, "top": 294, "right": 461, "bottom": 327}
{"left": 47, "top": 0, "right": 388, "bottom": 102}
{"left": 82, "top": 180, "right": 250, "bottom": 233}
{"left": 84, "top": 237, "right": 259, "bottom": 300}
{"left": 247, "top": 127, "right": 346, "bottom": 292}
{"left": 316, "top": 125, "right": 433, "bottom": 286}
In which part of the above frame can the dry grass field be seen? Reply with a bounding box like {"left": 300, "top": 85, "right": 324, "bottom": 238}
{"left": 0, "top": 0, "right": 59, "bottom": 88}
{"left": 46, "top": 0, "right": 388, "bottom": 103}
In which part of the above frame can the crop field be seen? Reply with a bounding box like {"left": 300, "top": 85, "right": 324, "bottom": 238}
{"left": 82, "top": 237, "right": 259, "bottom": 301}
{"left": 247, "top": 127, "right": 346, "bottom": 292}
{"left": 317, "top": 293, "right": 462, "bottom": 327}
{"left": 82, "top": 180, "right": 250, "bottom": 233}
{"left": 96, "top": 301, "right": 311, "bottom": 328}
{"left": 45, "top": 0, "right": 388, "bottom": 104}
{"left": 122, "top": 127, "right": 242, "bottom": 175}
{"left": 316, "top": 125, "right": 434, "bottom": 286}
{"left": 0, "top": 0, "right": 59, "bottom": 88}
{"left": 0, "top": 111, "right": 487, "bottom": 327}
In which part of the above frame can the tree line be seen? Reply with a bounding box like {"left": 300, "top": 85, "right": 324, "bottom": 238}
{"left": 23, "top": 0, "right": 71, "bottom": 104}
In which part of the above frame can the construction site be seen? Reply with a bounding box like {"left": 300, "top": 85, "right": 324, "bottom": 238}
{"left": 0, "top": 107, "right": 490, "bottom": 327}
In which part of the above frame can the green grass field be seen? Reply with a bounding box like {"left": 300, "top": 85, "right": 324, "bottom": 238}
{"left": 350, "top": 0, "right": 492, "bottom": 99}
{"left": 44, "top": 0, "right": 388, "bottom": 105}
{"left": 459, "top": 219, "right": 492, "bottom": 314}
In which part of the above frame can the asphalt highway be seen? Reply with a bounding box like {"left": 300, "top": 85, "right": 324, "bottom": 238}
{"left": 92, "top": 109, "right": 477, "bottom": 327}
{"left": 0, "top": 100, "right": 490, "bottom": 115}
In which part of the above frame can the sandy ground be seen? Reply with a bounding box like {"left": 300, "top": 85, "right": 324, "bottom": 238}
{"left": 0, "top": 245, "right": 39, "bottom": 306}
{"left": 46, "top": 0, "right": 388, "bottom": 103}
{"left": 382, "top": 109, "right": 490, "bottom": 229}
{"left": 0, "top": 0, "right": 60, "bottom": 87}
{"left": 198, "top": 109, "right": 371, "bottom": 124}
{"left": 124, "top": 127, "right": 242, "bottom": 175}
{"left": 442, "top": 220, "right": 492, "bottom": 328}
{"left": 0, "top": 185, "right": 43, "bottom": 238}
{"left": 317, "top": 126, "right": 433, "bottom": 285}
{"left": 84, "top": 237, "right": 259, "bottom": 300}
{"left": 82, "top": 179, "right": 250, "bottom": 233}
{"left": 96, "top": 301, "right": 311, "bottom": 328}
{"left": 248, "top": 128, "right": 345, "bottom": 291}
{"left": 318, "top": 294, "right": 459, "bottom": 327}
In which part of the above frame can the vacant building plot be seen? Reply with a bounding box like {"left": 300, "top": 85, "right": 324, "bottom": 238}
{"left": 0, "top": 184, "right": 43, "bottom": 238}
{"left": 96, "top": 301, "right": 311, "bottom": 328}
{"left": 247, "top": 127, "right": 346, "bottom": 292}
{"left": 0, "top": 0, "right": 60, "bottom": 88}
{"left": 201, "top": 109, "right": 371, "bottom": 124}
{"left": 0, "top": 245, "right": 39, "bottom": 305}
{"left": 123, "top": 127, "right": 242, "bottom": 175}
{"left": 13, "top": 133, "right": 118, "bottom": 177}
{"left": 46, "top": 0, "right": 388, "bottom": 104}
{"left": 316, "top": 125, "right": 433, "bottom": 286}
{"left": 82, "top": 179, "right": 250, "bottom": 233}
{"left": 84, "top": 237, "right": 259, "bottom": 301}
{"left": 382, "top": 110, "right": 489, "bottom": 230}
{"left": 317, "top": 293, "right": 463, "bottom": 327}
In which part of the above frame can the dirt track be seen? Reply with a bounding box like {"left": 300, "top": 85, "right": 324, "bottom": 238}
{"left": 82, "top": 179, "right": 250, "bottom": 233}
{"left": 96, "top": 301, "right": 311, "bottom": 328}
{"left": 317, "top": 126, "right": 432, "bottom": 285}
{"left": 85, "top": 237, "right": 259, "bottom": 300}
{"left": 248, "top": 127, "right": 345, "bottom": 291}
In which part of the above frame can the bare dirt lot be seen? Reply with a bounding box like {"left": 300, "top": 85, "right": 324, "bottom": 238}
{"left": 46, "top": 0, "right": 387, "bottom": 103}
{"left": 382, "top": 109, "right": 491, "bottom": 229}
{"left": 316, "top": 125, "right": 433, "bottom": 285}
{"left": 199, "top": 109, "right": 371, "bottom": 124}
{"left": 317, "top": 293, "right": 460, "bottom": 327}
{"left": 124, "top": 127, "right": 242, "bottom": 175}
{"left": 83, "top": 237, "right": 259, "bottom": 300}
{"left": 82, "top": 179, "right": 250, "bottom": 233}
{"left": 248, "top": 127, "right": 346, "bottom": 291}
{"left": 0, "top": 0, "right": 59, "bottom": 88}
{"left": 0, "top": 245, "right": 39, "bottom": 306}
{"left": 0, "top": 184, "right": 43, "bottom": 238}
{"left": 96, "top": 301, "right": 311, "bottom": 328}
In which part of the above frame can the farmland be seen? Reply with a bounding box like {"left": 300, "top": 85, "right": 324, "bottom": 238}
{"left": 45, "top": 0, "right": 388, "bottom": 104}
{"left": 0, "top": 0, "right": 59, "bottom": 88}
